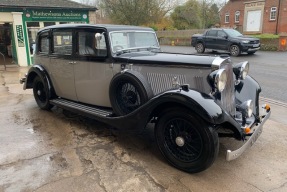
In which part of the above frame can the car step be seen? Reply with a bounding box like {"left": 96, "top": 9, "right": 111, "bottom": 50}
{"left": 50, "top": 98, "right": 113, "bottom": 117}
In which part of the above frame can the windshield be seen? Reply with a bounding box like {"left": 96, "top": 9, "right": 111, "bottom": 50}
{"left": 110, "top": 31, "right": 159, "bottom": 53}
{"left": 224, "top": 29, "right": 243, "bottom": 37}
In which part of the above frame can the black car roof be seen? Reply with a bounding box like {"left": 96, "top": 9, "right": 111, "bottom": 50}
{"left": 38, "top": 24, "right": 154, "bottom": 33}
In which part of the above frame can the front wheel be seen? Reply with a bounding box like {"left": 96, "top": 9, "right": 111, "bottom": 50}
{"left": 230, "top": 44, "right": 241, "bottom": 56}
{"left": 155, "top": 108, "right": 219, "bottom": 173}
{"left": 33, "top": 76, "right": 53, "bottom": 110}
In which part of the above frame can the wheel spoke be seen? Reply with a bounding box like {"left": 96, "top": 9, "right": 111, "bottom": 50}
{"left": 163, "top": 118, "right": 203, "bottom": 162}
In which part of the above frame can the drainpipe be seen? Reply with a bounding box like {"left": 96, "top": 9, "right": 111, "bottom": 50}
{"left": 276, "top": 0, "right": 281, "bottom": 34}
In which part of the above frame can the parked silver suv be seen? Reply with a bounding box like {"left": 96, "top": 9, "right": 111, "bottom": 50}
{"left": 21, "top": 24, "right": 270, "bottom": 173}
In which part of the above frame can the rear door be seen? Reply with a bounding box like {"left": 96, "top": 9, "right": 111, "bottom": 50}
{"left": 204, "top": 30, "right": 217, "bottom": 49}
{"left": 73, "top": 27, "right": 113, "bottom": 107}
{"left": 49, "top": 28, "right": 77, "bottom": 100}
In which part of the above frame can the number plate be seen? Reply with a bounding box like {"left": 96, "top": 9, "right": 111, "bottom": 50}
{"left": 253, "top": 44, "right": 260, "bottom": 47}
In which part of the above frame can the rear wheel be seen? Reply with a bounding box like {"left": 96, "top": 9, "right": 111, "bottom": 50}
{"left": 33, "top": 76, "right": 53, "bottom": 110}
{"left": 195, "top": 42, "right": 205, "bottom": 53}
{"left": 155, "top": 108, "right": 219, "bottom": 173}
{"left": 230, "top": 44, "right": 241, "bottom": 56}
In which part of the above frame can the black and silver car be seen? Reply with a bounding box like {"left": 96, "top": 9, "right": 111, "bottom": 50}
{"left": 21, "top": 24, "right": 270, "bottom": 173}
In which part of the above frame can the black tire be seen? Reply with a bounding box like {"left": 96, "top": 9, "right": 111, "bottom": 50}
{"left": 109, "top": 71, "right": 153, "bottom": 116}
{"left": 195, "top": 42, "right": 205, "bottom": 53}
{"left": 155, "top": 108, "right": 219, "bottom": 173}
{"left": 33, "top": 76, "right": 53, "bottom": 110}
{"left": 229, "top": 44, "right": 241, "bottom": 56}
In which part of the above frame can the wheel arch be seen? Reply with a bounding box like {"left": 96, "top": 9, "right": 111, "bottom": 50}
{"left": 26, "top": 64, "right": 56, "bottom": 98}
{"left": 144, "top": 90, "right": 242, "bottom": 139}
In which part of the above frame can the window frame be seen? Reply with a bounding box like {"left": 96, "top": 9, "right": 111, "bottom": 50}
{"left": 235, "top": 11, "right": 240, "bottom": 23}
{"left": 37, "top": 31, "right": 50, "bottom": 54}
{"left": 225, "top": 13, "right": 230, "bottom": 23}
{"left": 270, "top": 7, "right": 277, "bottom": 21}
{"left": 76, "top": 28, "right": 108, "bottom": 58}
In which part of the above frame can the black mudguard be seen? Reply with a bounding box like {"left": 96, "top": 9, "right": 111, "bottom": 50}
{"left": 97, "top": 89, "right": 242, "bottom": 139}
{"left": 24, "top": 64, "right": 55, "bottom": 99}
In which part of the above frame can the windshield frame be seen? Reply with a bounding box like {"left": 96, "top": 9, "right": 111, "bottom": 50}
{"left": 109, "top": 30, "right": 160, "bottom": 54}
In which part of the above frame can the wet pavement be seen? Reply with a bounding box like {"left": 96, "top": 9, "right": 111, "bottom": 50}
{"left": 0, "top": 67, "right": 287, "bottom": 192}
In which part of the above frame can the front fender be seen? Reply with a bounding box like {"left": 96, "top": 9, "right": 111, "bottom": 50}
{"left": 108, "top": 89, "right": 242, "bottom": 138}
{"left": 25, "top": 64, "right": 55, "bottom": 98}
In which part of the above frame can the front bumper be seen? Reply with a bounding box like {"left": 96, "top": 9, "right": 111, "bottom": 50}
{"left": 241, "top": 43, "right": 260, "bottom": 52}
{"left": 226, "top": 109, "right": 271, "bottom": 161}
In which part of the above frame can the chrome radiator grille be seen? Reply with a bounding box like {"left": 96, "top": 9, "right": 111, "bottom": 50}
{"left": 220, "top": 63, "right": 236, "bottom": 116}
{"left": 147, "top": 73, "right": 187, "bottom": 95}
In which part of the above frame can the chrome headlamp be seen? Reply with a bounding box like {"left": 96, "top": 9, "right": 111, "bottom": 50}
{"left": 207, "top": 69, "right": 227, "bottom": 92}
{"left": 233, "top": 61, "right": 249, "bottom": 80}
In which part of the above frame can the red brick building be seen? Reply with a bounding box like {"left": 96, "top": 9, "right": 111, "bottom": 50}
{"left": 220, "top": 0, "right": 287, "bottom": 34}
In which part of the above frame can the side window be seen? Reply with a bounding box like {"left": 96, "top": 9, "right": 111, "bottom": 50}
{"left": 206, "top": 30, "right": 217, "bottom": 37}
{"left": 78, "top": 31, "right": 107, "bottom": 57}
{"left": 217, "top": 31, "right": 226, "bottom": 38}
{"left": 38, "top": 32, "right": 49, "bottom": 53}
{"left": 52, "top": 30, "right": 73, "bottom": 55}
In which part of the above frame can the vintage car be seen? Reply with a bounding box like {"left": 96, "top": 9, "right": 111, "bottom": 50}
{"left": 21, "top": 24, "right": 270, "bottom": 173}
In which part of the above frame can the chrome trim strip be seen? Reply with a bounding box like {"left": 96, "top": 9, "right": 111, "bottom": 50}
{"left": 226, "top": 110, "right": 271, "bottom": 161}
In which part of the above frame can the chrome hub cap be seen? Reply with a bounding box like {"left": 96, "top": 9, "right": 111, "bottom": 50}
{"left": 175, "top": 136, "right": 185, "bottom": 147}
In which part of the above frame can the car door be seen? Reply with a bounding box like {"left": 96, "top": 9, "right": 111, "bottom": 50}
{"left": 204, "top": 30, "right": 217, "bottom": 49}
{"left": 73, "top": 28, "right": 113, "bottom": 107}
{"left": 49, "top": 28, "right": 77, "bottom": 101}
{"left": 215, "top": 30, "right": 229, "bottom": 50}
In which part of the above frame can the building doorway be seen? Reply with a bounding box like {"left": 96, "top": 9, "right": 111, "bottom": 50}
{"left": 0, "top": 23, "right": 17, "bottom": 65}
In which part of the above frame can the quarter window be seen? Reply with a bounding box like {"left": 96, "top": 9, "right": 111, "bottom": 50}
{"left": 270, "top": 7, "right": 277, "bottom": 20}
{"left": 235, "top": 11, "right": 240, "bottom": 23}
{"left": 52, "top": 30, "right": 73, "bottom": 55}
{"left": 225, "top": 13, "right": 230, "bottom": 23}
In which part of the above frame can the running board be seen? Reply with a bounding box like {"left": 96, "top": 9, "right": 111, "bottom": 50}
{"left": 50, "top": 98, "right": 113, "bottom": 117}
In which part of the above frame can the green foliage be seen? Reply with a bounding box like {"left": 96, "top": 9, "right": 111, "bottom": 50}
{"left": 171, "top": 0, "right": 201, "bottom": 30}
{"left": 252, "top": 34, "right": 279, "bottom": 39}
{"left": 100, "top": 0, "right": 170, "bottom": 26}
{"left": 171, "top": 0, "right": 220, "bottom": 30}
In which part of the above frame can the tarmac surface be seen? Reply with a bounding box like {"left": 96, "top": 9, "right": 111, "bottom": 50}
{"left": 0, "top": 66, "right": 287, "bottom": 192}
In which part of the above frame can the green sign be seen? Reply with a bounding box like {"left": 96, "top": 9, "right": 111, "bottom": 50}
{"left": 24, "top": 9, "right": 89, "bottom": 22}
{"left": 16, "top": 25, "right": 24, "bottom": 47}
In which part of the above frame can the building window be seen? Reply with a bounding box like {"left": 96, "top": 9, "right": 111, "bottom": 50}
{"left": 225, "top": 13, "right": 229, "bottom": 23}
{"left": 235, "top": 11, "right": 240, "bottom": 23}
{"left": 270, "top": 7, "right": 277, "bottom": 21}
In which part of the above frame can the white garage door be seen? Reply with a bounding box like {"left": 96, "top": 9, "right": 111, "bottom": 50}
{"left": 246, "top": 10, "right": 262, "bottom": 32}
